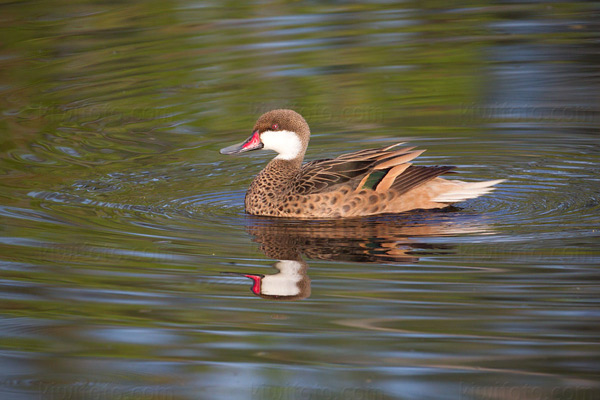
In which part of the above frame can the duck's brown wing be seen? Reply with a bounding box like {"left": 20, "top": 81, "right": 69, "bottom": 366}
{"left": 294, "top": 143, "right": 455, "bottom": 196}
{"left": 294, "top": 158, "right": 373, "bottom": 195}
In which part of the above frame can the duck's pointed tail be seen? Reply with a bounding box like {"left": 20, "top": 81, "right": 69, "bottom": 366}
{"left": 432, "top": 179, "right": 505, "bottom": 203}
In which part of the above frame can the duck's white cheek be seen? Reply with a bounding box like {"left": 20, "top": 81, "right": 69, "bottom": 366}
{"left": 261, "top": 260, "right": 303, "bottom": 296}
{"left": 260, "top": 130, "right": 302, "bottom": 160}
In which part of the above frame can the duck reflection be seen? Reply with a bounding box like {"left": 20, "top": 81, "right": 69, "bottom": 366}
{"left": 224, "top": 211, "right": 492, "bottom": 300}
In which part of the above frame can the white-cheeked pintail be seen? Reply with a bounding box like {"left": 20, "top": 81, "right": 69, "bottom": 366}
{"left": 220, "top": 109, "right": 504, "bottom": 218}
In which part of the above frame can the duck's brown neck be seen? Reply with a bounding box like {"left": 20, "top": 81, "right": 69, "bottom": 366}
{"left": 257, "top": 158, "right": 302, "bottom": 186}
{"left": 246, "top": 158, "right": 303, "bottom": 215}
{"left": 270, "top": 156, "right": 303, "bottom": 171}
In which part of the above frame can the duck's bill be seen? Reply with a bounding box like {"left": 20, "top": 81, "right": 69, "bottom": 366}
{"left": 219, "top": 130, "right": 263, "bottom": 155}
{"left": 221, "top": 271, "right": 264, "bottom": 295}
{"left": 221, "top": 272, "right": 265, "bottom": 279}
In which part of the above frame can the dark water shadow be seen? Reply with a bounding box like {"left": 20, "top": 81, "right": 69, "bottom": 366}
{"left": 223, "top": 209, "right": 494, "bottom": 300}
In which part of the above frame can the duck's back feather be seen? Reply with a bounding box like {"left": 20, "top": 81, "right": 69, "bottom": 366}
{"left": 293, "top": 144, "right": 454, "bottom": 197}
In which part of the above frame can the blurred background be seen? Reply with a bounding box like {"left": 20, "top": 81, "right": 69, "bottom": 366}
{"left": 1, "top": 1, "right": 599, "bottom": 399}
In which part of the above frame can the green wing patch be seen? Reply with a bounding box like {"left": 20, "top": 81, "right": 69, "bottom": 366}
{"left": 361, "top": 170, "right": 386, "bottom": 190}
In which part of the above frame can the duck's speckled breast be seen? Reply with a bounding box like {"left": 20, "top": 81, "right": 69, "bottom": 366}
{"left": 243, "top": 157, "right": 396, "bottom": 219}
{"left": 245, "top": 159, "right": 300, "bottom": 217}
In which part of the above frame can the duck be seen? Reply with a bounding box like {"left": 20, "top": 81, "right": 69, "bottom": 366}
{"left": 220, "top": 109, "right": 504, "bottom": 219}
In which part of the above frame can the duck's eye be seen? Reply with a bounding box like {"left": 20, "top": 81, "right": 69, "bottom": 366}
{"left": 271, "top": 123, "right": 279, "bottom": 130}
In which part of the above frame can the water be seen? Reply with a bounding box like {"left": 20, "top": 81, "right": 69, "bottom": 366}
{"left": 1, "top": 1, "right": 599, "bottom": 399}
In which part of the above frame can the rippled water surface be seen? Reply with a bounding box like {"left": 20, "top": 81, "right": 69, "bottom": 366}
{"left": 1, "top": 1, "right": 600, "bottom": 399}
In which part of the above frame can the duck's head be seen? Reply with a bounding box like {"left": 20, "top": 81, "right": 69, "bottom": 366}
{"left": 220, "top": 109, "right": 310, "bottom": 162}
{"left": 223, "top": 260, "right": 311, "bottom": 301}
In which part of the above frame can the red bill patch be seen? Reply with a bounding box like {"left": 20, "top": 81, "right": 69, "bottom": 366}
{"left": 242, "top": 130, "right": 261, "bottom": 150}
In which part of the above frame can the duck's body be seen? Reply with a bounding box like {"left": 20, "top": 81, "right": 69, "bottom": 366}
{"left": 220, "top": 109, "right": 503, "bottom": 219}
